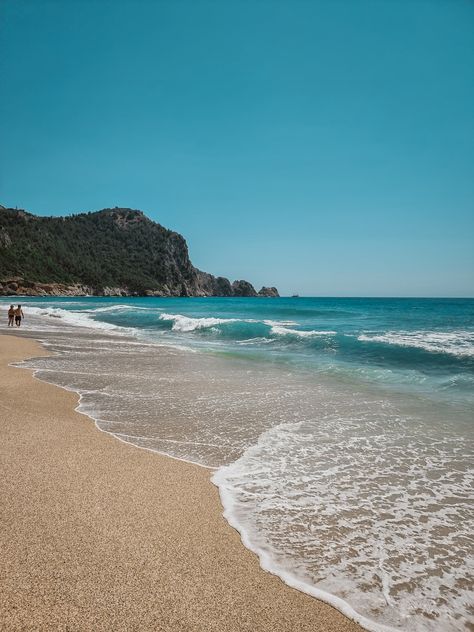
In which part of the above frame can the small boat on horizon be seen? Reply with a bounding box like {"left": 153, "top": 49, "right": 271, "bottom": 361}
{"left": 291, "top": 293, "right": 300, "bottom": 298}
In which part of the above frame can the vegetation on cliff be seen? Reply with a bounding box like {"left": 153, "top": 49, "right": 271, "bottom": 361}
{"left": 0, "top": 206, "right": 279, "bottom": 297}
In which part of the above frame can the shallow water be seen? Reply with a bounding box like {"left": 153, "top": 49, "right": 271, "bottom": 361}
{"left": 3, "top": 296, "right": 473, "bottom": 631}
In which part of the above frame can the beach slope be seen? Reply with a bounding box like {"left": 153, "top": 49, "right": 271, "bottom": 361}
{"left": 0, "top": 335, "right": 361, "bottom": 632}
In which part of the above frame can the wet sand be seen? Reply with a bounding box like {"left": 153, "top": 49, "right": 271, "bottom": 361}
{"left": 0, "top": 334, "right": 363, "bottom": 631}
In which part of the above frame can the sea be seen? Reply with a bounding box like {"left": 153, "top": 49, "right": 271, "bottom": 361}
{"left": 2, "top": 296, "right": 473, "bottom": 632}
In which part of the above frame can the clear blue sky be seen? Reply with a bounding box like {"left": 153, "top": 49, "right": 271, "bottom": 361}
{"left": 1, "top": 0, "right": 473, "bottom": 296}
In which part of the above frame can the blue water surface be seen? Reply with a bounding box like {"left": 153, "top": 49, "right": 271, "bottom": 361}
{"left": 7, "top": 296, "right": 474, "bottom": 408}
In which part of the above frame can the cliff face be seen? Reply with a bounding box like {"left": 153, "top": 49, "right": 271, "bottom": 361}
{"left": 0, "top": 206, "right": 279, "bottom": 298}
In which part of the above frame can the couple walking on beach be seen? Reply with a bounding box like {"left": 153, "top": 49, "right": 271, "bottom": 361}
{"left": 7, "top": 305, "right": 24, "bottom": 327}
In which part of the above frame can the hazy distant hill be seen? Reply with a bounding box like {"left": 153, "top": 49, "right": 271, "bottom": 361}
{"left": 0, "top": 205, "right": 278, "bottom": 297}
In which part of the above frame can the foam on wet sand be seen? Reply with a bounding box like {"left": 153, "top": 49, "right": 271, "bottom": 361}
{"left": 0, "top": 334, "right": 362, "bottom": 632}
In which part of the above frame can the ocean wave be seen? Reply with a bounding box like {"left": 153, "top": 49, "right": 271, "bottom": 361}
{"left": 87, "top": 304, "right": 155, "bottom": 313}
{"left": 158, "top": 313, "right": 301, "bottom": 334}
{"left": 159, "top": 313, "right": 239, "bottom": 332}
{"left": 358, "top": 331, "right": 474, "bottom": 358}
{"left": 26, "top": 306, "right": 123, "bottom": 331}
{"left": 263, "top": 319, "right": 298, "bottom": 326}
{"left": 237, "top": 337, "right": 277, "bottom": 346}
{"left": 270, "top": 325, "right": 336, "bottom": 338}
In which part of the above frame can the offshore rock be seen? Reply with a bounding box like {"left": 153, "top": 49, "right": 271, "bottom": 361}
{"left": 231, "top": 280, "right": 257, "bottom": 297}
{"left": 258, "top": 286, "right": 280, "bottom": 297}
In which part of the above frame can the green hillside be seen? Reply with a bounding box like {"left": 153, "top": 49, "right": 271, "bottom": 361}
{"left": 0, "top": 206, "right": 278, "bottom": 297}
{"left": 0, "top": 207, "right": 199, "bottom": 294}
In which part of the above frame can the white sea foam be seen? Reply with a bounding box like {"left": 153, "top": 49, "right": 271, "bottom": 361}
{"left": 270, "top": 325, "right": 336, "bottom": 338}
{"left": 158, "top": 313, "right": 305, "bottom": 334}
{"left": 87, "top": 304, "right": 155, "bottom": 313}
{"left": 263, "top": 319, "right": 298, "bottom": 326}
{"left": 358, "top": 331, "right": 474, "bottom": 358}
{"left": 213, "top": 412, "right": 474, "bottom": 632}
{"left": 159, "top": 313, "right": 239, "bottom": 332}
{"left": 26, "top": 306, "right": 124, "bottom": 332}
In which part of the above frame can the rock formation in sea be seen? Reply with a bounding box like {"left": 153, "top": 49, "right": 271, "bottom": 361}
{"left": 0, "top": 205, "right": 279, "bottom": 297}
{"left": 258, "top": 286, "right": 279, "bottom": 297}
{"left": 231, "top": 280, "right": 258, "bottom": 297}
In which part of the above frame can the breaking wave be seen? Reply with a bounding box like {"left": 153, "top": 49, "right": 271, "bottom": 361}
{"left": 26, "top": 306, "right": 123, "bottom": 331}
{"left": 358, "top": 331, "right": 474, "bottom": 358}
{"left": 270, "top": 325, "right": 336, "bottom": 338}
{"left": 158, "top": 312, "right": 336, "bottom": 339}
{"left": 159, "top": 313, "right": 239, "bottom": 332}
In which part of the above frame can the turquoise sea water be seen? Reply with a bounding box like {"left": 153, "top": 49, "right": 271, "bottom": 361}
{"left": 14, "top": 296, "right": 474, "bottom": 397}
{"left": 3, "top": 296, "right": 473, "bottom": 631}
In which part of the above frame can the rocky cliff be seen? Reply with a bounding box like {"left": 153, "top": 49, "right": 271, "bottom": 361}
{"left": 0, "top": 206, "right": 279, "bottom": 298}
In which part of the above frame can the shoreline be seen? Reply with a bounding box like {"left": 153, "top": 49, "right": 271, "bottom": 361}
{"left": 0, "top": 334, "right": 363, "bottom": 632}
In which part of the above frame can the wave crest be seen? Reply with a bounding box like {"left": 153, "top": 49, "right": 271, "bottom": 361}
{"left": 159, "top": 313, "right": 238, "bottom": 332}
{"left": 26, "top": 306, "right": 120, "bottom": 331}
{"left": 358, "top": 331, "right": 474, "bottom": 358}
{"left": 270, "top": 325, "right": 336, "bottom": 338}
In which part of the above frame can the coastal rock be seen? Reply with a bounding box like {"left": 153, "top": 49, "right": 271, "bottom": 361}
{"left": 0, "top": 280, "right": 95, "bottom": 297}
{"left": 195, "top": 270, "right": 233, "bottom": 297}
{"left": 0, "top": 205, "right": 278, "bottom": 298}
{"left": 102, "top": 287, "right": 130, "bottom": 297}
{"left": 0, "top": 228, "right": 12, "bottom": 248}
{"left": 258, "top": 286, "right": 279, "bottom": 297}
{"left": 231, "top": 280, "right": 257, "bottom": 297}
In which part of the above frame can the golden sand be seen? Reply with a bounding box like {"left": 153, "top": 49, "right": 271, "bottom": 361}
{"left": 0, "top": 335, "right": 362, "bottom": 631}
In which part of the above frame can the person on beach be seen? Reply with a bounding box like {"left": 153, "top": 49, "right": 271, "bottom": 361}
{"left": 14, "top": 305, "right": 24, "bottom": 327}
{"left": 7, "top": 305, "right": 15, "bottom": 327}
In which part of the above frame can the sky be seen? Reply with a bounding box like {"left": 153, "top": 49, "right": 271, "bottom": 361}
{"left": 1, "top": 0, "right": 473, "bottom": 297}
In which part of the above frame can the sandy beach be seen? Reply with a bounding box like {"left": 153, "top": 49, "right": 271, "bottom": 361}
{"left": 0, "top": 334, "right": 362, "bottom": 632}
